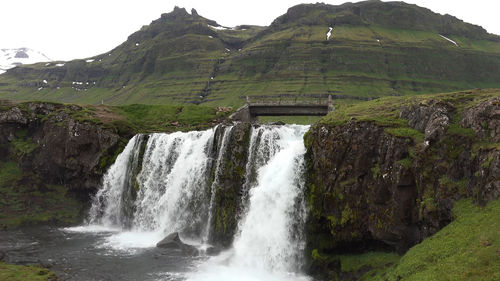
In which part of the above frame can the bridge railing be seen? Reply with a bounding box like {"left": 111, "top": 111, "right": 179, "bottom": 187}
{"left": 244, "top": 94, "right": 331, "bottom": 105}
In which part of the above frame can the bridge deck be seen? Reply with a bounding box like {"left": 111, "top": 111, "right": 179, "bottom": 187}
{"left": 229, "top": 95, "right": 334, "bottom": 122}
{"left": 248, "top": 104, "right": 329, "bottom": 116}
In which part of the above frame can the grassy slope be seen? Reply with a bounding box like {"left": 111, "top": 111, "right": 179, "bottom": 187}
{"left": 0, "top": 263, "right": 57, "bottom": 281}
{"left": 331, "top": 198, "right": 499, "bottom": 281}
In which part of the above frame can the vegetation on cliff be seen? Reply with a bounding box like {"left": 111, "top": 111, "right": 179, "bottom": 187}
{"left": 305, "top": 89, "right": 499, "bottom": 280}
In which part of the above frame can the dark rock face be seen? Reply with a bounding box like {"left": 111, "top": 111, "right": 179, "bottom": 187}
{"left": 461, "top": 96, "right": 500, "bottom": 142}
{"left": 305, "top": 96, "right": 499, "bottom": 276}
{"left": 400, "top": 100, "right": 452, "bottom": 144}
{"left": 0, "top": 103, "right": 122, "bottom": 202}
{"left": 210, "top": 122, "right": 252, "bottom": 247}
{"left": 306, "top": 122, "right": 418, "bottom": 253}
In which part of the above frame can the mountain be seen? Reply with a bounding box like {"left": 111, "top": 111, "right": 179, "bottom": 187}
{"left": 0, "top": 1, "right": 499, "bottom": 106}
{"left": 0, "top": 48, "right": 51, "bottom": 74}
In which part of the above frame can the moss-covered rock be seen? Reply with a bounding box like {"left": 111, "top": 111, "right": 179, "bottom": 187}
{"left": 210, "top": 122, "right": 252, "bottom": 247}
{"left": 304, "top": 91, "right": 500, "bottom": 279}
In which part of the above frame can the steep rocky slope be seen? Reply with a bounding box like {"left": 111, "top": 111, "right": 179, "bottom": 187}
{"left": 304, "top": 89, "right": 499, "bottom": 279}
{"left": 1, "top": 1, "right": 499, "bottom": 105}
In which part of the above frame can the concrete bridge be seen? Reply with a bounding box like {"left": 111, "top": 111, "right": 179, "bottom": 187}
{"left": 229, "top": 95, "right": 334, "bottom": 122}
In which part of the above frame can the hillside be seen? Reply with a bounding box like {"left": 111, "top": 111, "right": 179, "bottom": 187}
{"left": 0, "top": 1, "right": 499, "bottom": 106}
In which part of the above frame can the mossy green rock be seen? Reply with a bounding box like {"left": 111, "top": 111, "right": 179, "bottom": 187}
{"left": 304, "top": 91, "right": 499, "bottom": 279}
{"left": 211, "top": 122, "right": 252, "bottom": 247}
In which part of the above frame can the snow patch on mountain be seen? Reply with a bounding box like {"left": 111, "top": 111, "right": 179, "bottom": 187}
{"left": 439, "top": 34, "right": 459, "bottom": 46}
{"left": 0, "top": 47, "right": 51, "bottom": 74}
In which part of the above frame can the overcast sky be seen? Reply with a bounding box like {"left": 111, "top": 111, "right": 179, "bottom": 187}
{"left": 1, "top": 0, "right": 499, "bottom": 61}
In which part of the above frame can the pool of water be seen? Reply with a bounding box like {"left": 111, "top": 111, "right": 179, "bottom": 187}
{"left": 0, "top": 226, "right": 204, "bottom": 281}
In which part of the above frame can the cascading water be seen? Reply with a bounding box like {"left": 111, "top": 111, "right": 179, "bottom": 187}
{"left": 80, "top": 126, "right": 234, "bottom": 249}
{"left": 188, "top": 125, "right": 310, "bottom": 281}
{"left": 71, "top": 124, "right": 310, "bottom": 280}
{"left": 87, "top": 134, "right": 145, "bottom": 228}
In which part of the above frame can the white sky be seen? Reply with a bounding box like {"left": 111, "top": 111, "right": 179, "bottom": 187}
{"left": 1, "top": 0, "right": 499, "bottom": 61}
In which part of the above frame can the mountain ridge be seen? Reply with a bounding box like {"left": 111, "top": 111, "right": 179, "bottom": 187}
{"left": 1, "top": 1, "right": 499, "bottom": 106}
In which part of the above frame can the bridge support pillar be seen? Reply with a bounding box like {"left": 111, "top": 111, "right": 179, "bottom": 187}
{"left": 328, "top": 94, "right": 335, "bottom": 112}
{"left": 229, "top": 104, "right": 257, "bottom": 123}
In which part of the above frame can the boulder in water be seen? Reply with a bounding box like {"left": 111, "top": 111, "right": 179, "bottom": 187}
{"left": 156, "top": 232, "right": 182, "bottom": 249}
{"left": 156, "top": 232, "right": 198, "bottom": 255}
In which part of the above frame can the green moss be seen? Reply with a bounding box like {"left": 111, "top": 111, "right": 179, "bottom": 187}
{"left": 371, "top": 164, "right": 381, "bottom": 179}
{"left": 0, "top": 262, "right": 57, "bottom": 281}
{"left": 0, "top": 161, "right": 23, "bottom": 185}
{"left": 99, "top": 138, "right": 128, "bottom": 173}
{"left": 312, "top": 248, "right": 326, "bottom": 262}
{"left": 397, "top": 157, "right": 413, "bottom": 169}
{"left": 438, "top": 175, "right": 468, "bottom": 196}
{"left": 340, "top": 205, "right": 355, "bottom": 226}
{"left": 11, "top": 139, "right": 38, "bottom": 157}
{"left": 446, "top": 123, "right": 476, "bottom": 138}
{"left": 481, "top": 156, "right": 494, "bottom": 169}
{"left": 0, "top": 180, "right": 83, "bottom": 229}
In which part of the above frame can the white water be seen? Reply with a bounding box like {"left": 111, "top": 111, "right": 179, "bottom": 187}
{"left": 203, "top": 125, "right": 234, "bottom": 243}
{"left": 87, "top": 134, "right": 144, "bottom": 227}
{"left": 77, "top": 127, "right": 234, "bottom": 250}
{"left": 70, "top": 124, "right": 311, "bottom": 280}
{"left": 188, "top": 125, "right": 310, "bottom": 281}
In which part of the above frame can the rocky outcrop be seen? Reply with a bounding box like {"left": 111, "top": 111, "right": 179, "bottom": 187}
{"left": 305, "top": 96, "right": 499, "bottom": 278}
{"left": 461, "top": 96, "right": 500, "bottom": 142}
{"left": 210, "top": 122, "right": 252, "bottom": 247}
{"left": 0, "top": 102, "right": 123, "bottom": 205}
{"left": 400, "top": 100, "right": 452, "bottom": 145}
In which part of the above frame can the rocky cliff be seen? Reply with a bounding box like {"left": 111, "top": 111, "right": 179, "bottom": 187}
{"left": 0, "top": 102, "right": 125, "bottom": 228}
{"left": 304, "top": 90, "right": 499, "bottom": 279}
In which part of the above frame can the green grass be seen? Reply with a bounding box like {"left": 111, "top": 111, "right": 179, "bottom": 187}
{"left": 110, "top": 103, "right": 228, "bottom": 133}
{"left": 385, "top": 127, "right": 424, "bottom": 143}
{"left": 320, "top": 89, "right": 499, "bottom": 129}
{"left": 0, "top": 262, "right": 57, "bottom": 281}
{"left": 372, "top": 198, "right": 500, "bottom": 281}
{"left": 337, "top": 252, "right": 401, "bottom": 273}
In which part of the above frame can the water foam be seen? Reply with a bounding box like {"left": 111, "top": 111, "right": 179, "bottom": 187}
{"left": 188, "top": 125, "right": 310, "bottom": 281}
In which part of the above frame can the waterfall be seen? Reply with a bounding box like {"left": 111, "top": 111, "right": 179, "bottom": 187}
{"left": 188, "top": 125, "right": 310, "bottom": 281}
{"left": 81, "top": 124, "right": 310, "bottom": 279}
{"left": 131, "top": 129, "right": 215, "bottom": 237}
{"left": 87, "top": 134, "right": 144, "bottom": 228}
{"left": 84, "top": 126, "right": 234, "bottom": 247}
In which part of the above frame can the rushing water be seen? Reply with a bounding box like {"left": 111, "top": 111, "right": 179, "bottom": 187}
{"left": 188, "top": 125, "right": 310, "bottom": 281}
{"left": 0, "top": 125, "right": 310, "bottom": 281}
